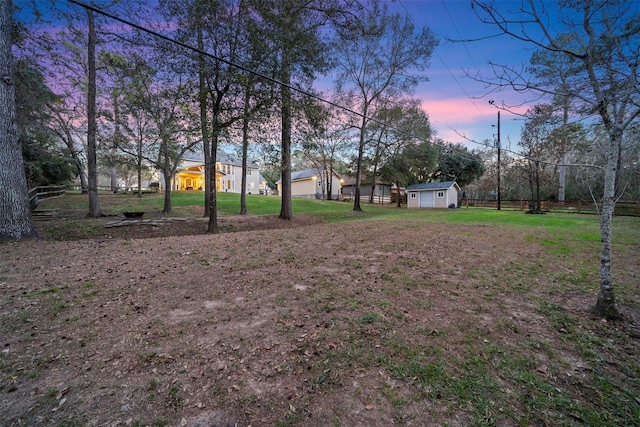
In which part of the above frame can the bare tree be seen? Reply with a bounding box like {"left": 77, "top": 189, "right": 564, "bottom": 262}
{"left": 332, "top": 0, "right": 437, "bottom": 211}
{"left": 51, "top": 109, "right": 88, "bottom": 193}
{"left": 299, "top": 100, "right": 351, "bottom": 200}
{"left": 19, "top": 0, "right": 142, "bottom": 216}
{"left": 85, "top": 8, "right": 102, "bottom": 216}
{"left": 469, "top": 0, "right": 640, "bottom": 318}
{"left": 161, "top": 0, "right": 274, "bottom": 231}
{"left": 251, "top": 0, "right": 366, "bottom": 218}
{"left": 520, "top": 105, "right": 558, "bottom": 213}
{"left": 108, "top": 57, "right": 156, "bottom": 198}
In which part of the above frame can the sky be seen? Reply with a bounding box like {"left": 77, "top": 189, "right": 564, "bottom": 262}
{"left": 24, "top": 0, "right": 635, "bottom": 152}
{"left": 385, "top": 0, "right": 540, "bottom": 150}
{"left": 19, "top": 0, "right": 536, "bottom": 151}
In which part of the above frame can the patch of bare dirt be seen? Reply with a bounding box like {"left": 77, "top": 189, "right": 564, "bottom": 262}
{"left": 1, "top": 214, "right": 638, "bottom": 426}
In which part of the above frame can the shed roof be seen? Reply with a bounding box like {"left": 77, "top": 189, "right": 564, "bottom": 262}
{"left": 406, "top": 181, "right": 458, "bottom": 191}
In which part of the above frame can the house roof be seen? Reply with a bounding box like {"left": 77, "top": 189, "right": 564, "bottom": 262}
{"left": 181, "top": 149, "right": 260, "bottom": 169}
{"left": 277, "top": 168, "right": 342, "bottom": 184}
{"left": 341, "top": 176, "right": 391, "bottom": 186}
{"left": 291, "top": 169, "right": 321, "bottom": 181}
{"left": 406, "top": 181, "right": 459, "bottom": 191}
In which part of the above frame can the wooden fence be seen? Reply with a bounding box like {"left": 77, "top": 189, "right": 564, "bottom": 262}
{"left": 462, "top": 199, "right": 640, "bottom": 216}
{"left": 28, "top": 185, "right": 66, "bottom": 210}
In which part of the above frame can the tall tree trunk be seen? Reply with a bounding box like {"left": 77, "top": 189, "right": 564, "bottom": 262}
{"left": 112, "top": 91, "right": 121, "bottom": 194}
{"left": 353, "top": 111, "right": 368, "bottom": 212}
{"left": 558, "top": 153, "right": 566, "bottom": 203}
{"left": 527, "top": 161, "right": 535, "bottom": 212}
{"left": 161, "top": 135, "right": 172, "bottom": 214}
{"left": 86, "top": 9, "right": 101, "bottom": 217}
{"left": 368, "top": 144, "right": 382, "bottom": 204}
{"left": 207, "top": 135, "right": 218, "bottom": 233}
{"left": 558, "top": 92, "right": 569, "bottom": 203}
{"left": 369, "top": 162, "right": 380, "bottom": 204}
{"left": 197, "top": 24, "right": 210, "bottom": 217}
{"left": 594, "top": 130, "right": 621, "bottom": 319}
{"left": 535, "top": 161, "right": 541, "bottom": 212}
{"left": 136, "top": 142, "right": 142, "bottom": 199}
{"left": 239, "top": 78, "right": 252, "bottom": 215}
{"left": 58, "top": 117, "right": 88, "bottom": 193}
{"left": 279, "top": 46, "right": 293, "bottom": 220}
{"left": 162, "top": 168, "right": 172, "bottom": 213}
{"left": 0, "top": 0, "right": 37, "bottom": 241}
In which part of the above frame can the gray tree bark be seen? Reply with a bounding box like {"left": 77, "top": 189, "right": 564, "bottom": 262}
{"left": 0, "top": 0, "right": 37, "bottom": 241}
{"left": 594, "top": 127, "right": 622, "bottom": 318}
{"left": 206, "top": 137, "right": 218, "bottom": 233}
{"left": 240, "top": 76, "right": 253, "bottom": 216}
{"left": 86, "top": 9, "right": 102, "bottom": 217}
{"left": 278, "top": 45, "right": 293, "bottom": 220}
{"left": 469, "top": 0, "right": 639, "bottom": 318}
{"left": 196, "top": 21, "right": 211, "bottom": 218}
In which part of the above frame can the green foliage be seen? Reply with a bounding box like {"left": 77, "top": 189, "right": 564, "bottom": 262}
{"left": 432, "top": 143, "right": 485, "bottom": 187}
{"left": 22, "top": 133, "right": 76, "bottom": 187}
{"left": 400, "top": 142, "right": 439, "bottom": 185}
{"left": 15, "top": 61, "right": 76, "bottom": 187}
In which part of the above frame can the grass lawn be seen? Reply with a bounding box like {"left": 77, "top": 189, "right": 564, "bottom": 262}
{"left": 7, "top": 190, "right": 638, "bottom": 426}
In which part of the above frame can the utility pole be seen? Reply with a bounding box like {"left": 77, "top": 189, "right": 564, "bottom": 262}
{"left": 497, "top": 111, "right": 501, "bottom": 210}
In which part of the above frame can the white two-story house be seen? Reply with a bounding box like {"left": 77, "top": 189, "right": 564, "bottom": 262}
{"left": 172, "top": 151, "right": 266, "bottom": 195}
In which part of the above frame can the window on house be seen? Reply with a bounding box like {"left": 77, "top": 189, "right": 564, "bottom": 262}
{"left": 410, "top": 193, "right": 417, "bottom": 199}
{"left": 437, "top": 191, "right": 445, "bottom": 198}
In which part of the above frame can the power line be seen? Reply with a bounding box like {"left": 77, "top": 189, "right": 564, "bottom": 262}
{"left": 66, "top": 0, "right": 491, "bottom": 169}
{"left": 66, "top": 0, "right": 429, "bottom": 144}
{"left": 396, "top": 0, "right": 484, "bottom": 118}
{"left": 439, "top": 0, "right": 484, "bottom": 117}
{"left": 440, "top": 0, "right": 478, "bottom": 71}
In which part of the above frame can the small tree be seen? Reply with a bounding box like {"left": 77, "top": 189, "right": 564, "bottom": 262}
{"left": 333, "top": 0, "right": 437, "bottom": 212}
{"left": 519, "top": 105, "right": 558, "bottom": 213}
{"left": 372, "top": 100, "right": 434, "bottom": 203}
{"left": 470, "top": 0, "right": 640, "bottom": 318}
{"left": 300, "top": 100, "right": 351, "bottom": 200}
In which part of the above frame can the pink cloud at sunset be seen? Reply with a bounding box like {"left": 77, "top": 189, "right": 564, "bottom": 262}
{"left": 420, "top": 95, "right": 527, "bottom": 147}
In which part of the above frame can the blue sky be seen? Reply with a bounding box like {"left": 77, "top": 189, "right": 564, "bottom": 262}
{"left": 19, "top": 0, "right": 537, "bottom": 149}
{"left": 385, "top": 0, "right": 543, "bottom": 150}
{"left": 26, "top": 0, "right": 629, "bottom": 152}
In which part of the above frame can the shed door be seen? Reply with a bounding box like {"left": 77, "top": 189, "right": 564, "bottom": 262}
{"left": 419, "top": 191, "right": 434, "bottom": 208}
